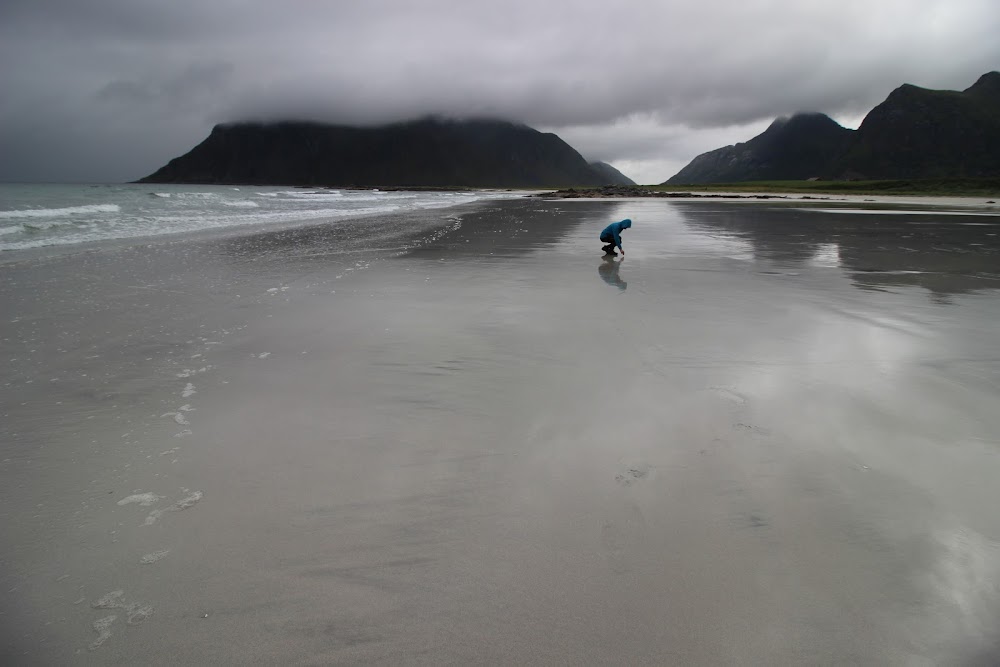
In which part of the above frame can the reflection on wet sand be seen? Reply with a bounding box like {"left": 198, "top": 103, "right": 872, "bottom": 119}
{"left": 4, "top": 197, "right": 1000, "bottom": 664}
{"left": 598, "top": 256, "right": 627, "bottom": 290}
{"left": 674, "top": 202, "right": 1000, "bottom": 299}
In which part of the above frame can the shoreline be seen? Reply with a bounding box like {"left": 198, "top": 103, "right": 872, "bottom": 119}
{"left": 0, "top": 190, "right": 513, "bottom": 267}
{"left": 538, "top": 184, "right": 1000, "bottom": 209}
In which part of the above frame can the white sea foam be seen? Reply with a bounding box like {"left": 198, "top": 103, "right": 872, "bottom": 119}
{"left": 18, "top": 218, "right": 94, "bottom": 231}
{"left": 416, "top": 194, "right": 480, "bottom": 209}
{"left": 170, "top": 192, "right": 219, "bottom": 199}
{"left": 148, "top": 204, "right": 402, "bottom": 229}
{"left": 0, "top": 183, "right": 518, "bottom": 252}
{"left": 281, "top": 190, "right": 344, "bottom": 199}
{"left": 0, "top": 203, "right": 120, "bottom": 219}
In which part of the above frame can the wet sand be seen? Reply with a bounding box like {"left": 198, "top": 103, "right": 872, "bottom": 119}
{"left": 2, "top": 197, "right": 1000, "bottom": 664}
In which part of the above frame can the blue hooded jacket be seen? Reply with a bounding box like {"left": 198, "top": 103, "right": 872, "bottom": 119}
{"left": 599, "top": 219, "right": 632, "bottom": 251}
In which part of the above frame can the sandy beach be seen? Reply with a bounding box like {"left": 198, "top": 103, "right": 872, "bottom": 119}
{"left": 3, "top": 196, "right": 1000, "bottom": 664}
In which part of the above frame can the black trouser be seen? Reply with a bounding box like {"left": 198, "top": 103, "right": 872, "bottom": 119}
{"left": 600, "top": 234, "right": 616, "bottom": 253}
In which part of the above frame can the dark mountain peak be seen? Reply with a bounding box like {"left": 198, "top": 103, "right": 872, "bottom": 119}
{"left": 219, "top": 116, "right": 529, "bottom": 133}
{"left": 965, "top": 71, "right": 1000, "bottom": 98}
{"left": 668, "top": 71, "right": 1000, "bottom": 183}
{"left": 666, "top": 112, "right": 852, "bottom": 184}
{"left": 766, "top": 112, "right": 839, "bottom": 130}
{"left": 139, "top": 117, "right": 610, "bottom": 188}
{"left": 888, "top": 82, "right": 924, "bottom": 96}
{"left": 789, "top": 111, "right": 841, "bottom": 126}
{"left": 589, "top": 161, "right": 636, "bottom": 186}
{"left": 764, "top": 115, "right": 791, "bottom": 131}
{"left": 400, "top": 115, "right": 531, "bottom": 130}
{"left": 875, "top": 82, "right": 953, "bottom": 111}
{"left": 833, "top": 71, "right": 1000, "bottom": 179}
{"left": 763, "top": 113, "right": 846, "bottom": 139}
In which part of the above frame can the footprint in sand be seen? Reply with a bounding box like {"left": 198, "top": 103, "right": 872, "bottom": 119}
{"left": 143, "top": 489, "right": 203, "bottom": 526}
{"left": 615, "top": 462, "right": 653, "bottom": 487}
{"left": 116, "top": 492, "right": 163, "bottom": 507}
{"left": 139, "top": 550, "right": 169, "bottom": 564}
{"left": 161, "top": 410, "right": 190, "bottom": 426}
{"left": 176, "top": 366, "right": 211, "bottom": 379}
{"left": 732, "top": 509, "right": 770, "bottom": 530}
{"left": 88, "top": 589, "right": 154, "bottom": 651}
{"left": 117, "top": 489, "right": 202, "bottom": 525}
{"left": 709, "top": 386, "right": 748, "bottom": 406}
{"left": 733, "top": 422, "right": 771, "bottom": 439}
{"left": 88, "top": 615, "right": 117, "bottom": 651}
{"left": 92, "top": 590, "right": 154, "bottom": 625}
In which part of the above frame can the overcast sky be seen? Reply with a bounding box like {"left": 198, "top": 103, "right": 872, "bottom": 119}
{"left": 1, "top": 0, "right": 998, "bottom": 185}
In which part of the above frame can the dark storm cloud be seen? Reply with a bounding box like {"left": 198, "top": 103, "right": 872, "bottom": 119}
{"left": 1, "top": 0, "right": 998, "bottom": 183}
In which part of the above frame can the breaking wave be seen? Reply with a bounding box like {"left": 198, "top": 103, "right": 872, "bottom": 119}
{"left": 0, "top": 203, "right": 120, "bottom": 219}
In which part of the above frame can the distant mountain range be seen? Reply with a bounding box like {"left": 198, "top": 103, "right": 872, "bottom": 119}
{"left": 667, "top": 71, "right": 1000, "bottom": 184}
{"left": 139, "top": 118, "right": 634, "bottom": 188}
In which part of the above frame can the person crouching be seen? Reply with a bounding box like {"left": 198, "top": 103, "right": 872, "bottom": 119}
{"left": 600, "top": 218, "right": 632, "bottom": 256}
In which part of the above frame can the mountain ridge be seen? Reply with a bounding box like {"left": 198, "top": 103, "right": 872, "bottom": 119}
{"left": 139, "top": 117, "right": 632, "bottom": 188}
{"left": 588, "top": 160, "right": 636, "bottom": 186}
{"left": 666, "top": 112, "right": 852, "bottom": 184}
{"left": 666, "top": 71, "right": 1000, "bottom": 184}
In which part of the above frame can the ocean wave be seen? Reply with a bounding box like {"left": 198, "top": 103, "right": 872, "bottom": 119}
{"left": 415, "top": 195, "right": 479, "bottom": 209}
{"left": 0, "top": 203, "right": 120, "bottom": 219}
{"left": 0, "top": 203, "right": 406, "bottom": 252}
{"left": 281, "top": 190, "right": 344, "bottom": 199}
{"left": 21, "top": 218, "right": 98, "bottom": 231}
{"left": 150, "top": 204, "right": 403, "bottom": 227}
{"left": 170, "top": 192, "right": 219, "bottom": 199}
{"left": 0, "top": 186, "right": 517, "bottom": 253}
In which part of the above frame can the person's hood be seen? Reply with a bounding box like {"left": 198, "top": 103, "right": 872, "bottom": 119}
{"left": 621, "top": 219, "right": 632, "bottom": 229}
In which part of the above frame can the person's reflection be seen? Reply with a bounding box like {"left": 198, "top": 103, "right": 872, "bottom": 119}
{"left": 598, "top": 255, "right": 627, "bottom": 291}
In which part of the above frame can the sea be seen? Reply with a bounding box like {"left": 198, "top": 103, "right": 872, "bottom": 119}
{"left": 0, "top": 183, "right": 517, "bottom": 253}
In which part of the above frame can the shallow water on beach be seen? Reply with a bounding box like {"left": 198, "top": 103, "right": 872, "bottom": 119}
{"left": 0, "top": 183, "right": 513, "bottom": 252}
{"left": 2, "top": 197, "right": 1000, "bottom": 664}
